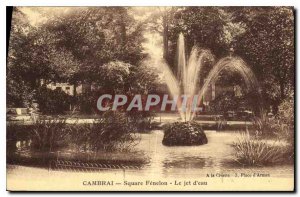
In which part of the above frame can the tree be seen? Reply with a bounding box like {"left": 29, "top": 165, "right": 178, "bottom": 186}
{"left": 35, "top": 86, "right": 72, "bottom": 114}
{"left": 128, "top": 61, "right": 160, "bottom": 95}
{"left": 166, "top": 7, "right": 294, "bottom": 113}
{"left": 99, "top": 61, "right": 131, "bottom": 94}
{"left": 139, "top": 7, "right": 180, "bottom": 61}
{"left": 7, "top": 8, "right": 51, "bottom": 107}
{"left": 45, "top": 7, "right": 145, "bottom": 83}
{"left": 168, "top": 7, "right": 228, "bottom": 59}
{"left": 232, "top": 7, "right": 294, "bottom": 111}
{"left": 7, "top": 7, "right": 147, "bottom": 109}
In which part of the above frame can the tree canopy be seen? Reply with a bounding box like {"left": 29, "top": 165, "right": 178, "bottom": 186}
{"left": 7, "top": 7, "right": 294, "bottom": 114}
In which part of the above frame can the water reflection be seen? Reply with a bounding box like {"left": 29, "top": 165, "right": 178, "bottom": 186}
{"left": 132, "top": 130, "right": 294, "bottom": 178}
{"left": 9, "top": 130, "right": 294, "bottom": 178}
{"left": 16, "top": 140, "right": 31, "bottom": 151}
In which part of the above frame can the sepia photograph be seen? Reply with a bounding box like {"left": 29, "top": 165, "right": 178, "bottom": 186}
{"left": 6, "top": 6, "right": 295, "bottom": 191}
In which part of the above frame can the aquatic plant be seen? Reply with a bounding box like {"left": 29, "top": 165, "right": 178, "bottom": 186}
{"left": 70, "top": 111, "right": 139, "bottom": 151}
{"left": 7, "top": 111, "right": 140, "bottom": 153}
{"left": 232, "top": 132, "right": 286, "bottom": 166}
{"left": 30, "top": 118, "right": 70, "bottom": 152}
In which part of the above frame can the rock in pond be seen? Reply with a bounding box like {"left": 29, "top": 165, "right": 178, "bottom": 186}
{"left": 162, "top": 122, "right": 208, "bottom": 146}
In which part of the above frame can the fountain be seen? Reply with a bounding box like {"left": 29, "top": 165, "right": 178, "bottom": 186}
{"left": 162, "top": 32, "right": 260, "bottom": 121}
{"left": 161, "top": 33, "right": 260, "bottom": 146}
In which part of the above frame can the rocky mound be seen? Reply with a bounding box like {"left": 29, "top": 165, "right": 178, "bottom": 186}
{"left": 162, "top": 122, "right": 208, "bottom": 146}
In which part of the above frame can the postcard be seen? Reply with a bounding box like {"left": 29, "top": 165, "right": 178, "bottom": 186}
{"left": 6, "top": 6, "right": 295, "bottom": 191}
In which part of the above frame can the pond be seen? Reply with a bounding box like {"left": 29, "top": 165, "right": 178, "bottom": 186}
{"left": 8, "top": 129, "right": 293, "bottom": 179}
{"left": 133, "top": 130, "right": 293, "bottom": 179}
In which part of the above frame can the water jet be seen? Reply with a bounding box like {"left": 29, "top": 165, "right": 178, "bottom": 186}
{"left": 161, "top": 33, "right": 261, "bottom": 146}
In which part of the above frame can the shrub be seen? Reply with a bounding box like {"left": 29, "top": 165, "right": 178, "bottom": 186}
{"left": 251, "top": 117, "right": 279, "bottom": 138}
{"left": 209, "top": 92, "right": 238, "bottom": 114}
{"left": 29, "top": 118, "right": 70, "bottom": 152}
{"left": 209, "top": 91, "right": 261, "bottom": 116}
{"left": 251, "top": 99, "right": 294, "bottom": 142}
{"left": 70, "top": 111, "right": 138, "bottom": 152}
{"left": 7, "top": 119, "right": 69, "bottom": 153}
{"left": 7, "top": 121, "right": 70, "bottom": 153}
{"left": 7, "top": 79, "right": 34, "bottom": 108}
{"left": 35, "top": 86, "right": 72, "bottom": 114}
{"left": 277, "top": 95, "right": 294, "bottom": 141}
{"left": 7, "top": 123, "right": 31, "bottom": 153}
{"left": 126, "top": 110, "right": 155, "bottom": 132}
{"left": 232, "top": 132, "right": 289, "bottom": 166}
{"left": 8, "top": 111, "right": 139, "bottom": 153}
{"left": 75, "top": 91, "right": 99, "bottom": 114}
{"left": 162, "top": 122, "right": 207, "bottom": 146}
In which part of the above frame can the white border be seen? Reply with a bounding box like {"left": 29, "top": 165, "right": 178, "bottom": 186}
{"left": 0, "top": 1, "right": 298, "bottom": 197}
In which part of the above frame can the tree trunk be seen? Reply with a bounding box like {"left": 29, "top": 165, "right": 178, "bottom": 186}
{"left": 119, "top": 10, "right": 127, "bottom": 47}
{"left": 279, "top": 81, "right": 285, "bottom": 100}
{"left": 73, "top": 82, "right": 77, "bottom": 97}
{"left": 163, "top": 15, "right": 169, "bottom": 60}
{"left": 121, "top": 22, "right": 126, "bottom": 47}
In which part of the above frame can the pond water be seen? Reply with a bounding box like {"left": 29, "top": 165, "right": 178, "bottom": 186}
{"left": 132, "top": 130, "right": 293, "bottom": 179}
{"left": 10, "top": 129, "right": 293, "bottom": 179}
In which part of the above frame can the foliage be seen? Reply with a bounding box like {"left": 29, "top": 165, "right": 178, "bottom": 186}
{"left": 29, "top": 118, "right": 70, "bottom": 152}
{"left": 7, "top": 9, "right": 50, "bottom": 88}
{"left": 7, "top": 79, "right": 34, "bottom": 108}
{"left": 164, "top": 7, "right": 294, "bottom": 111}
{"left": 45, "top": 7, "right": 145, "bottom": 83}
{"left": 7, "top": 7, "right": 294, "bottom": 116}
{"left": 7, "top": 7, "right": 146, "bottom": 109}
{"left": 232, "top": 7, "right": 294, "bottom": 110}
{"left": 251, "top": 117, "right": 292, "bottom": 141}
{"left": 251, "top": 95, "right": 294, "bottom": 141}
{"left": 7, "top": 112, "right": 139, "bottom": 153}
{"left": 168, "top": 7, "right": 228, "bottom": 62}
{"left": 99, "top": 61, "right": 131, "bottom": 94}
{"left": 126, "top": 110, "right": 156, "bottom": 132}
{"left": 75, "top": 91, "right": 99, "bottom": 114}
{"left": 209, "top": 91, "right": 261, "bottom": 115}
{"left": 244, "top": 95, "right": 294, "bottom": 163}
{"left": 124, "top": 62, "right": 160, "bottom": 131}
{"left": 209, "top": 92, "right": 240, "bottom": 114}
{"left": 163, "top": 122, "right": 207, "bottom": 146}
{"left": 232, "top": 132, "right": 291, "bottom": 166}
{"left": 278, "top": 93, "right": 294, "bottom": 127}
{"left": 7, "top": 123, "right": 31, "bottom": 153}
{"left": 35, "top": 86, "right": 72, "bottom": 114}
{"left": 7, "top": 8, "right": 44, "bottom": 107}
{"left": 69, "top": 111, "right": 138, "bottom": 151}
{"left": 128, "top": 62, "right": 160, "bottom": 94}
